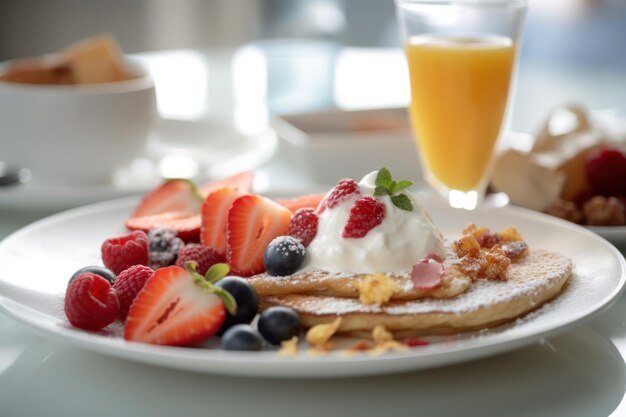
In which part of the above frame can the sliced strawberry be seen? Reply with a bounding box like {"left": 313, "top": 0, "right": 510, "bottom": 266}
{"left": 200, "top": 187, "right": 246, "bottom": 255}
{"left": 275, "top": 193, "right": 326, "bottom": 213}
{"left": 124, "top": 265, "right": 226, "bottom": 346}
{"left": 132, "top": 179, "right": 203, "bottom": 218}
{"left": 199, "top": 171, "right": 254, "bottom": 196}
{"left": 131, "top": 172, "right": 253, "bottom": 218}
{"left": 227, "top": 195, "right": 292, "bottom": 277}
{"left": 126, "top": 211, "right": 201, "bottom": 242}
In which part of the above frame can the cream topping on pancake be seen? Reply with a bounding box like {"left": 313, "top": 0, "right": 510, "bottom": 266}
{"left": 302, "top": 171, "right": 445, "bottom": 274}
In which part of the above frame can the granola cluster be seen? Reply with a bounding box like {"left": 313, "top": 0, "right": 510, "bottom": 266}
{"left": 453, "top": 224, "right": 528, "bottom": 281}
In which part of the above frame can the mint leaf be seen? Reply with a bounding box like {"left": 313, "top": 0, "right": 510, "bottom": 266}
{"left": 373, "top": 167, "right": 414, "bottom": 211}
{"left": 374, "top": 185, "right": 390, "bottom": 196}
{"left": 391, "top": 193, "right": 413, "bottom": 211}
{"left": 392, "top": 180, "right": 413, "bottom": 193}
{"left": 376, "top": 167, "right": 392, "bottom": 189}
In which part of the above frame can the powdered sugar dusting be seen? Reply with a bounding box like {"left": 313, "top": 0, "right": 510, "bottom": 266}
{"left": 265, "top": 249, "right": 572, "bottom": 318}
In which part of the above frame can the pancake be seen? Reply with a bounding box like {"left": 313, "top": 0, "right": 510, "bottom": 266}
{"left": 250, "top": 267, "right": 471, "bottom": 301}
{"left": 259, "top": 249, "right": 572, "bottom": 338}
{"left": 249, "top": 247, "right": 472, "bottom": 301}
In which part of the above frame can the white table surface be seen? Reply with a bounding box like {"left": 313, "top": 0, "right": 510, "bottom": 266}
{"left": 0, "top": 47, "right": 625, "bottom": 417}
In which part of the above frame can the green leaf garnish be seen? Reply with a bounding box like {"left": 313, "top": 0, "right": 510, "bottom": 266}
{"left": 375, "top": 167, "right": 393, "bottom": 189}
{"left": 391, "top": 194, "right": 414, "bottom": 211}
{"left": 211, "top": 286, "right": 237, "bottom": 315}
{"left": 392, "top": 180, "right": 413, "bottom": 194}
{"left": 374, "top": 167, "right": 414, "bottom": 211}
{"left": 374, "top": 185, "right": 390, "bottom": 196}
{"left": 166, "top": 178, "right": 204, "bottom": 202}
{"left": 186, "top": 261, "right": 237, "bottom": 315}
{"left": 205, "top": 263, "right": 230, "bottom": 283}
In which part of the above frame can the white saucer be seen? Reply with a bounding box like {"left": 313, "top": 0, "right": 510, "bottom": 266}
{"left": 0, "top": 117, "right": 277, "bottom": 211}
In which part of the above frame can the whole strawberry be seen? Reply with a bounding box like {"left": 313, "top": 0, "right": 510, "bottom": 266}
{"left": 176, "top": 243, "right": 224, "bottom": 275}
{"left": 101, "top": 230, "right": 150, "bottom": 275}
{"left": 113, "top": 265, "right": 154, "bottom": 319}
{"left": 64, "top": 273, "right": 120, "bottom": 331}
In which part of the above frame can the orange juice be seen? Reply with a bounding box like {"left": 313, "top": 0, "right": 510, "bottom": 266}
{"left": 406, "top": 34, "right": 516, "bottom": 191}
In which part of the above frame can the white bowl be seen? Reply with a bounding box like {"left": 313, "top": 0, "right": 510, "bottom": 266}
{"left": 272, "top": 108, "right": 422, "bottom": 186}
{"left": 0, "top": 58, "right": 157, "bottom": 185}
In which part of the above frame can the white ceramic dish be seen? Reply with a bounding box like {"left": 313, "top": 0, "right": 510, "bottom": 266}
{"left": 0, "top": 196, "right": 624, "bottom": 378}
{"left": 0, "top": 117, "right": 277, "bottom": 211}
{"left": 273, "top": 108, "right": 420, "bottom": 186}
{"left": 587, "top": 225, "right": 626, "bottom": 246}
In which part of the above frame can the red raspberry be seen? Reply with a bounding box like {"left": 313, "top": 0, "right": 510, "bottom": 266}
{"left": 175, "top": 243, "right": 224, "bottom": 275}
{"left": 113, "top": 265, "right": 154, "bottom": 319}
{"left": 288, "top": 208, "right": 318, "bottom": 247}
{"left": 586, "top": 146, "right": 626, "bottom": 197}
{"left": 64, "top": 273, "right": 120, "bottom": 331}
{"left": 318, "top": 178, "right": 360, "bottom": 213}
{"left": 342, "top": 196, "right": 385, "bottom": 238}
{"left": 101, "top": 230, "right": 150, "bottom": 275}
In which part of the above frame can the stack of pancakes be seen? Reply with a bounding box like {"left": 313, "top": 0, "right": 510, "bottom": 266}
{"left": 249, "top": 247, "right": 572, "bottom": 338}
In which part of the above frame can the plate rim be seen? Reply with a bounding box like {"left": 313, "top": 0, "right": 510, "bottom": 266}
{"left": 0, "top": 197, "right": 625, "bottom": 378}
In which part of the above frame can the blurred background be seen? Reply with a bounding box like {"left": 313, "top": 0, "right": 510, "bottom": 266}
{"left": 0, "top": 0, "right": 624, "bottom": 132}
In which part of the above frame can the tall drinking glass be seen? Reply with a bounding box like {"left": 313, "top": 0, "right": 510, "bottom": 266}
{"left": 395, "top": 0, "right": 527, "bottom": 209}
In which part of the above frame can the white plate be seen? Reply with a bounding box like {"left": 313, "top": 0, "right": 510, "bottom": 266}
{"left": 587, "top": 225, "right": 626, "bottom": 246}
{"left": 0, "top": 197, "right": 624, "bottom": 378}
{"left": 0, "top": 118, "right": 277, "bottom": 211}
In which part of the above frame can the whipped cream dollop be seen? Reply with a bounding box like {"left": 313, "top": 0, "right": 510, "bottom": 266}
{"left": 303, "top": 171, "right": 445, "bottom": 274}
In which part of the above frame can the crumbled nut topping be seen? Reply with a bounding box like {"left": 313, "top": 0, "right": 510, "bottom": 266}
{"left": 306, "top": 317, "right": 342, "bottom": 347}
{"left": 372, "top": 324, "right": 394, "bottom": 343}
{"left": 369, "top": 325, "right": 408, "bottom": 356}
{"left": 277, "top": 336, "right": 299, "bottom": 356}
{"left": 454, "top": 224, "right": 528, "bottom": 281}
{"left": 498, "top": 226, "right": 525, "bottom": 242}
{"left": 454, "top": 234, "right": 481, "bottom": 257}
{"left": 357, "top": 274, "right": 400, "bottom": 306}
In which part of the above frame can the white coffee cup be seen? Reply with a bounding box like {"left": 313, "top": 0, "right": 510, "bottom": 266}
{"left": 0, "top": 58, "right": 156, "bottom": 185}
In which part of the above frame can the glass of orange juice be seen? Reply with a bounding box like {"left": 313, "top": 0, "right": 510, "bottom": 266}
{"left": 395, "top": 0, "right": 527, "bottom": 209}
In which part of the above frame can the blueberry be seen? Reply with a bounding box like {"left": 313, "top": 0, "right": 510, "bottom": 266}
{"left": 263, "top": 236, "right": 306, "bottom": 276}
{"left": 69, "top": 265, "right": 116, "bottom": 286}
{"left": 257, "top": 306, "right": 301, "bottom": 345}
{"left": 147, "top": 228, "right": 184, "bottom": 269}
{"left": 221, "top": 324, "right": 264, "bottom": 351}
{"left": 215, "top": 276, "right": 259, "bottom": 335}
